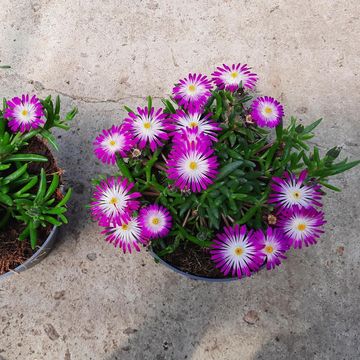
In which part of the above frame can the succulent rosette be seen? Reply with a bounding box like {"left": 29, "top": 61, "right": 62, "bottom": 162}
{"left": 212, "top": 63, "right": 258, "bottom": 92}
{"left": 90, "top": 62, "right": 359, "bottom": 280}
{"left": 4, "top": 94, "right": 45, "bottom": 132}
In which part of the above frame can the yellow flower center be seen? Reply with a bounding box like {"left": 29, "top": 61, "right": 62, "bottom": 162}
{"left": 234, "top": 247, "right": 243, "bottom": 256}
{"left": 297, "top": 223, "right": 307, "bottom": 231}
{"left": 230, "top": 71, "right": 238, "bottom": 79}
{"left": 265, "top": 245, "right": 274, "bottom": 254}
{"left": 293, "top": 191, "right": 301, "bottom": 199}
{"left": 152, "top": 217, "right": 159, "bottom": 225}
{"left": 188, "top": 84, "right": 196, "bottom": 93}
{"left": 189, "top": 121, "right": 198, "bottom": 128}
{"left": 109, "top": 140, "right": 116, "bottom": 146}
{"left": 189, "top": 161, "right": 198, "bottom": 170}
{"left": 143, "top": 122, "right": 151, "bottom": 129}
{"left": 21, "top": 109, "right": 28, "bottom": 116}
{"left": 110, "top": 197, "right": 118, "bottom": 205}
{"left": 121, "top": 224, "right": 128, "bottom": 230}
{"left": 264, "top": 106, "right": 272, "bottom": 114}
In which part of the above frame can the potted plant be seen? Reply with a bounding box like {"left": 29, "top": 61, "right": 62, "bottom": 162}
{"left": 0, "top": 94, "right": 77, "bottom": 279}
{"left": 90, "top": 63, "right": 359, "bottom": 281}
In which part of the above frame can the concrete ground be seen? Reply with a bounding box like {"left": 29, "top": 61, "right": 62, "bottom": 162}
{"left": 1, "top": 0, "right": 360, "bottom": 359}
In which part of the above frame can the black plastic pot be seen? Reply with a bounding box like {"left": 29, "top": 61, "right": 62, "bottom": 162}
{"left": 0, "top": 225, "right": 58, "bottom": 281}
{"left": 149, "top": 248, "right": 239, "bottom": 282}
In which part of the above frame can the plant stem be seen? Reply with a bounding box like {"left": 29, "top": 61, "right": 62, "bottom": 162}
{"left": 116, "top": 156, "right": 134, "bottom": 182}
{"left": 176, "top": 224, "right": 211, "bottom": 247}
{"left": 145, "top": 148, "right": 162, "bottom": 183}
{"left": 0, "top": 209, "right": 11, "bottom": 229}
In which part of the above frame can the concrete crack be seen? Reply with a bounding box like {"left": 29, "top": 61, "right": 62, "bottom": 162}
{"left": 38, "top": 86, "right": 164, "bottom": 104}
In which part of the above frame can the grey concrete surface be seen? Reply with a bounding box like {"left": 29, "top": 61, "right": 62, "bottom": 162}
{"left": 0, "top": 0, "right": 360, "bottom": 359}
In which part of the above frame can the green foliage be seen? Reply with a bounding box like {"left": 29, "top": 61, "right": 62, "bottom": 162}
{"left": 0, "top": 96, "right": 77, "bottom": 248}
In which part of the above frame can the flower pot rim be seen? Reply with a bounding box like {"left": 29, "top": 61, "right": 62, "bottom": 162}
{"left": 0, "top": 225, "right": 58, "bottom": 281}
{"left": 149, "top": 247, "right": 242, "bottom": 282}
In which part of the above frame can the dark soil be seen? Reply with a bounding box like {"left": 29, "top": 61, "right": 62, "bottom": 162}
{"left": 153, "top": 241, "right": 233, "bottom": 279}
{"left": 0, "top": 137, "right": 62, "bottom": 275}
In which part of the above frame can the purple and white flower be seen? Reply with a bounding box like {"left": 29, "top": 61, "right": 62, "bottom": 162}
{"left": 4, "top": 94, "right": 45, "bottom": 133}
{"left": 170, "top": 109, "right": 220, "bottom": 142}
{"left": 172, "top": 126, "right": 212, "bottom": 148}
{"left": 255, "top": 227, "right": 289, "bottom": 270}
{"left": 212, "top": 63, "right": 258, "bottom": 92}
{"left": 139, "top": 204, "right": 172, "bottom": 239}
{"left": 210, "top": 225, "right": 263, "bottom": 278}
{"left": 251, "top": 96, "right": 284, "bottom": 128}
{"left": 123, "top": 107, "right": 171, "bottom": 152}
{"left": 91, "top": 176, "right": 141, "bottom": 226}
{"left": 269, "top": 170, "right": 323, "bottom": 211}
{"left": 102, "top": 216, "right": 147, "bottom": 253}
{"left": 93, "top": 125, "right": 134, "bottom": 165}
{"left": 172, "top": 73, "right": 212, "bottom": 110}
{"left": 166, "top": 141, "right": 218, "bottom": 193}
{"left": 277, "top": 206, "right": 326, "bottom": 249}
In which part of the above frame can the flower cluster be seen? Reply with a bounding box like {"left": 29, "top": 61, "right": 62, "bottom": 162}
{"left": 211, "top": 169, "right": 326, "bottom": 278}
{"left": 91, "top": 62, "right": 358, "bottom": 280}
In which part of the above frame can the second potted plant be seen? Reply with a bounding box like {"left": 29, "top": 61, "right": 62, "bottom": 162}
{"left": 0, "top": 94, "right": 77, "bottom": 279}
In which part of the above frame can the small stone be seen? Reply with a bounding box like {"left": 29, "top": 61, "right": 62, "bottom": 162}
{"left": 44, "top": 324, "right": 60, "bottom": 340}
{"left": 87, "top": 253, "right": 97, "bottom": 261}
{"left": 121, "top": 346, "right": 131, "bottom": 351}
{"left": 123, "top": 327, "right": 138, "bottom": 335}
{"left": 54, "top": 290, "right": 65, "bottom": 300}
{"left": 336, "top": 246, "right": 345, "bottom": 256}
{"left": 243, "top": 310, "right": 259, "bottom": 325}
{"left": 64, "top": 349, "right": 71, "bottom": 360}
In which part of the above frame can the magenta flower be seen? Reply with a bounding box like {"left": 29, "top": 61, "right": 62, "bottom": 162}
{"left": 166, "top": 141, "right": 218, "bottom": 193}
{"left": 277, "top": 206, "right": 326, "bottom": 249}
{"left": 172, "top": 73, "right": 212, "bottom": 110}
{"left": 269, "top": 170, "right": 323, "bottom": 211}
{"left": 172, "top": 126, "right": 212, "bottom": 149}
{"left": 210, "top": 225, "right": 263, "bottom": 279}
{"left": 212, "top": 63, "right": 258, "bottom": 92}
{"left": 139, "top": 204, "right": 172, "bottom": 239}
{"left": 255, "top": 227, "right": 289, "bottom": 270}
{"left": 91, "top": 176, "right": 141, "bottom": 226}
{"left": 102, "top": 216, "right": 147, "bottom": 253}
{"left": 170, "top": 109, "right": 221, "bottom": 141}
{"left": 123, "top": 107, "right": 171, "bottom": 152}
{"left": 251, "top": 96, "right": 284, "bottom": 128}
{"left": 4, "top": 94, "right": 45, "bottom": 133}
{"left": 93, "top": 125, "right": 134, "bottom": 165}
